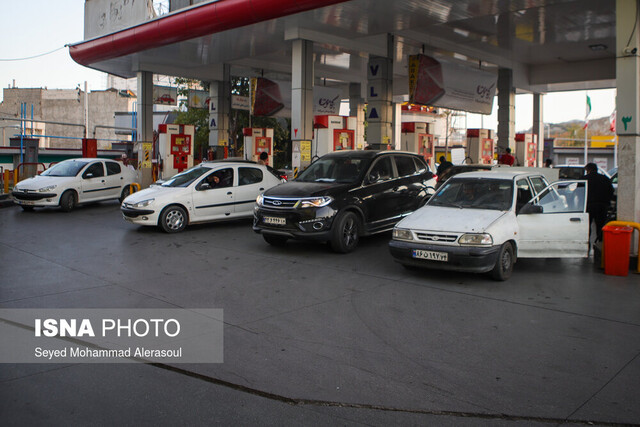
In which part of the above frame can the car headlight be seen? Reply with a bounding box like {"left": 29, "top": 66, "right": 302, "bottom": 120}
{"left": 38, "top": 185, "right": 57, "bottom": 192}
{"left": 256, "top": 194, "right": 264, "bottom": 206}
{"left": 392, "top": 228, "right": 413, "bottom": 241}
{"left": 458, "top": 233, "right": 493, "bottom": 246}
{"left": 296, "top": 196, "right": 332, "bottom": 208}
{"left": 131, "top": 198, "right": 155, "bottom": 208}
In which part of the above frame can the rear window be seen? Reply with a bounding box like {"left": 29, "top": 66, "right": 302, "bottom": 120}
{"left": 239, "top": 167, "right": 263, "bottom": 185}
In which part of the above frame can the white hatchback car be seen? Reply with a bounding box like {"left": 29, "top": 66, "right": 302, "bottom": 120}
{"left": 389, "top": 171, "right": 589, "bottom": 280}
{"left": 12, "top": 158, "right": 137, "bottom": 212}
{"left": 121, "top": 160, "right": 283, "bottom": 233}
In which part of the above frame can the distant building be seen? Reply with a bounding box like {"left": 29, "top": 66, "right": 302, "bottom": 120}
{"left": 0, "top": 87, "right": 136, "bottom": 149}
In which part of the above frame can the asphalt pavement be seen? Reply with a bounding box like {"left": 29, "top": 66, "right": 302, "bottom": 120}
{"left": 0, "top": 200, "right": 639, "bottom": 426}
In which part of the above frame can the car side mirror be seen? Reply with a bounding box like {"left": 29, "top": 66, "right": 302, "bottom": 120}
{"left": 84, "top": 173, "right": 94, "bottom": 179}
{"left": 366, "top": 172, "right": 379, "bottom": 184}
{"left": 199, "top": 183, "right": 211, "bottom": 191}
{"left": 519, "top": 203, "right": 543, "bottom": 215}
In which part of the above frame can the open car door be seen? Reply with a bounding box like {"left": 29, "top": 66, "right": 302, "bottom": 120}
{"left": 516, "top": 180, "right": 589, "bottom": 258}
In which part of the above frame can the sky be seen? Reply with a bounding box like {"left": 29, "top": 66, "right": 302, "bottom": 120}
{"left": 0, "top": 0, "right": 617, "bottom": 132}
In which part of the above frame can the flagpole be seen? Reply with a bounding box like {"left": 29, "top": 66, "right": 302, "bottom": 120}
{"left": 584, "top": 125, "right": 588, "bottom": 164}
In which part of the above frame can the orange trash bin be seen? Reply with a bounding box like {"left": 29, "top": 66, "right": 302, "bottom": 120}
{"left": 602, "top": 225, "right": 633, "bottom": 276}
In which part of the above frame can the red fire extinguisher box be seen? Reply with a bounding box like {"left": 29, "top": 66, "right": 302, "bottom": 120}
{"left": 602, "top": 225, "right": 633, "bottom": 276}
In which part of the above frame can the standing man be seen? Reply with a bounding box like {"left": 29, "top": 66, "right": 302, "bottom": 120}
{"left": 436, "top": 155, "right": 453, "bottom": 176}
{"left": 498, "top": 147, "right": 515, "bottom": 165}
{"left": 584, "top": 163, "right": 614, "bottom": 243}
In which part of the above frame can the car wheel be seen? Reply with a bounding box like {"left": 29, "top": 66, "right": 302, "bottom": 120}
{"left": 59, "top": 191, "right": 77, "bottom": 212}
{"left": 330, "top": 211, "right": 360, "bottom": 253}
{"left": 119, "top": 185, "right": 131, "bottom": 203}
{"left": 491, "top": 242, "right": 514, "bottom": 281}
{"left": 21, "top": 206, "right": 34, "bottom": 212}
{"left": 159, "top": 205, "right": 187, "bottom": 233}
{"left": 263, "top": 234, "right": 288, "bottom": 247}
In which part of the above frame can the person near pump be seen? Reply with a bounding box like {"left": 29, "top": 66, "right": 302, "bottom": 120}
{"left": 498, "top": 147, "right": 515, "bottom": 165}
{"left": 258, "top": 151, "right": 268, "bottom": 166}
{"left": 436, "top": 155, "right": 453, "bottom": 176}
{"left": 584, "top": 162, "right": 614, "bottom": 243}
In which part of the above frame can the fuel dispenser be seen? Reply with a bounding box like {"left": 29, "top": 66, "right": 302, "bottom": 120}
{"left": 157, "top": 124, "right": 195, "bottom": 179}
{"left": 515, "top": 133, "right": 538, "bottom": 167}
{"left": 243, "top": 128, "right": 274, "bottom": 166}
{"left": 467, "top": 129, "right": 495, "bottom": 164}
{"left": 313, "top": 115, "right": 357, "bottom": 157}
{"left": 401, "top": 122, "right": 435, "bottom": 168}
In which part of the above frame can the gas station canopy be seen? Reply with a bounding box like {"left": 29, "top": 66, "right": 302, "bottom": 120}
{"left": 70, "top": 0, "right": 617, "bottom": 95}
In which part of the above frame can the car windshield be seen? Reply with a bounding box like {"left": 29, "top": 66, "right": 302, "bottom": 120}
{"left": 41, "top": 161, "right": 89, "bottom": 177}
{"left": 161, "top": 166, "right": 210, "bottom": 187}
{"left": 429, "top": 178, "right": 513, "bottom": 210}
{"left": 296, "top": 157, "right": 366, "bottom": 183}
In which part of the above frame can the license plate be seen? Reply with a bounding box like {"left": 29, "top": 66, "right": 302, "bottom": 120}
{"left": 412, "top": 249, "right": 448, "bottom": 262}
{"left": 263, "top": 216, "right": 286, "bottom": 226}
{"left": 19, "top": 200, "right": 35, "bottom": 206}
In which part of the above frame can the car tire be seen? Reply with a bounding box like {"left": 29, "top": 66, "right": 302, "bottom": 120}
{"left": 491, "top": 242, "right": 514, "bottom": 281}
{"left": 263, "top": 234, "right": 288, "bottom": 247}
{"left": 330, "top": 211, "right": 360, "bottom": 253}
{"left": 59, "top": 191, "right": 77, "bottom": 212}
{"left": 21, "top": 206, "right": 34, "bottom": 212}
{"left": 119, "top": 185, "right": 131, "bottom": 203}
{"left": 159, "top": 205, "right": 187, "bottom": 233}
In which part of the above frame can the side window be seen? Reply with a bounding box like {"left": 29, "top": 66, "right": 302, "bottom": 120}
{"left": 516, "top": 179, "right": 533, "bottom": 209}
{"left": 106, "top": 161, "right": 122, "bottom": 176}
{"left": 83, "top": 162, "right": 104, "bottom": 178}
{"left": 413, "top": 157, "right": 427, "bottom": 174}
{"left": 201, "top": 168, "right": 234, "bottom": 189}
{"left": 367, "top": 157, "right": 394, "bottom": 183}
{"left": 530, "top": 177, "right": 548, "bottom": 195}
{"left": 239, "top": 167, "right": 263, "bottom": 186}
{"left": 394, "top": 155, "right": 417, "bottom": 177}
{"left": 536, "top": 181, "right": 586, "bottom": 213}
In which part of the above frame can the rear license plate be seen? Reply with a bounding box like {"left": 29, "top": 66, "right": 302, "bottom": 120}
{"left": 412, "top": 249, "right": 448, "bottom": 262}
{"left": 263, "top": 216, "right": 286, "bottom": 226}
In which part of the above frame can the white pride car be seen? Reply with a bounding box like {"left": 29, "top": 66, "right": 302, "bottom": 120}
{"left": 389, "top": 170, "right": 589, "bottom": 281}
{"left": 12, "top": 158, "right": 137, "bottom": 212}
{"left": 121, "top": 160, "right": 283, "bottom": 233}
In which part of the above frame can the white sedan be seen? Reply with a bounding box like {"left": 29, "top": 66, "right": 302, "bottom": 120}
{"left": 12, "top": 158, "right": 137, "bottom": 212}
{"left": 389, "top": 171, "right": 589, "bottom": 280}
{"left": 121, "top": 160, "right": 283, "bottom": 233}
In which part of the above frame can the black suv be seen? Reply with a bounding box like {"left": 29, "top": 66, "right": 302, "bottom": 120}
{"left": 253, "top": 150, "right": 435, "bottom": 253}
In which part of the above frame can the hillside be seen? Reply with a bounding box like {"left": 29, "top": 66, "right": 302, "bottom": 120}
{"left": 526, "top": 116, "right": 614, "bottom": 139}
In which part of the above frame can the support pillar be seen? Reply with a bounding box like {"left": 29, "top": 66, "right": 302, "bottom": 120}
{"left": 209, "top": 64, "right": 231, "bottom": 159}
{"left": 291, "top": 39, "right": 314, "bottom": 172}
{"left": 616, "top": 0, "right": 640, "bottom": 224}
{"left": 533, "top": 93, "right": 545, "bottom": 167}
{"left": 349, "top": 83, "right": 365, "bottom": 150}
{"left": 497, "top": 68, "right": 515, "bottom": 156}
{"left": 136, "top": 71, "right": 153, "bottom": 188}
{"left": 367, "top": 35, "right": 394, "bottom": 150}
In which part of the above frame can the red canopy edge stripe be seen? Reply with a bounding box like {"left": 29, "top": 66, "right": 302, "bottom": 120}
{"left": 69, "top": 0, "right": 349, "bottom": 66}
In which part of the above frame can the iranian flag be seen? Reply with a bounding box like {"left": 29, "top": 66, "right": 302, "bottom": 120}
{"left": 584, "top": 95, "right": 592, "bottom": 129}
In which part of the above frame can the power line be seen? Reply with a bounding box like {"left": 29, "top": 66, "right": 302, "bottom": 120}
{"left": 0, "top": 46, "right": 66, "bottom": 62}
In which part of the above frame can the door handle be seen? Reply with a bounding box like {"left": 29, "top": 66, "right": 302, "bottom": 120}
{"left": 227, "top": 192, "right": 233, "bottom": 195}
{"left": 260, "top": 188, "right": 264, "bottom": 191}
{"left": 101, "top": 180, "right": 105, "bottom": 183}
{"left": 570, "top": 217, "right": 581, "bottom": 222}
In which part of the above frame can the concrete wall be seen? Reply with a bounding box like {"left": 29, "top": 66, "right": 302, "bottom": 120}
{"left": 0, "top": 88, "right": 135, "bottom": 149}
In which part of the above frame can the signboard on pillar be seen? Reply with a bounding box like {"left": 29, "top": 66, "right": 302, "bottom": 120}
{"left": 367, "top": 57, "right": 391, "bottom": 81}
{"left": 408, "top": 54, "right": 496, "bottom": 114}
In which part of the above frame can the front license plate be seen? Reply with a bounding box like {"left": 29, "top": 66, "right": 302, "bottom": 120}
{"left": 19, "top": 200, "right": 35, "bottom": 206}
{"left": 412, "top": 249, "right": 448, "bottom": 262}
{"left": 263, "top": 216, "right": 286, "bottom": 226}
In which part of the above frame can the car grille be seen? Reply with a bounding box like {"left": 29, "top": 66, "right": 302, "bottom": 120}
{"left": 262, "top": 197, "right": 299, "bottom": 209}
{"left": 415, "top": 232, "right": 459, "bottom": 243}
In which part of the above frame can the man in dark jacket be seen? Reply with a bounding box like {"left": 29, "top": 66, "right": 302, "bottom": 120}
{"left": 584, "top": 163, "right": 614, "bottom": 242}
{"left": 436, "top": 156, "right": 453, "bottom": 176}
